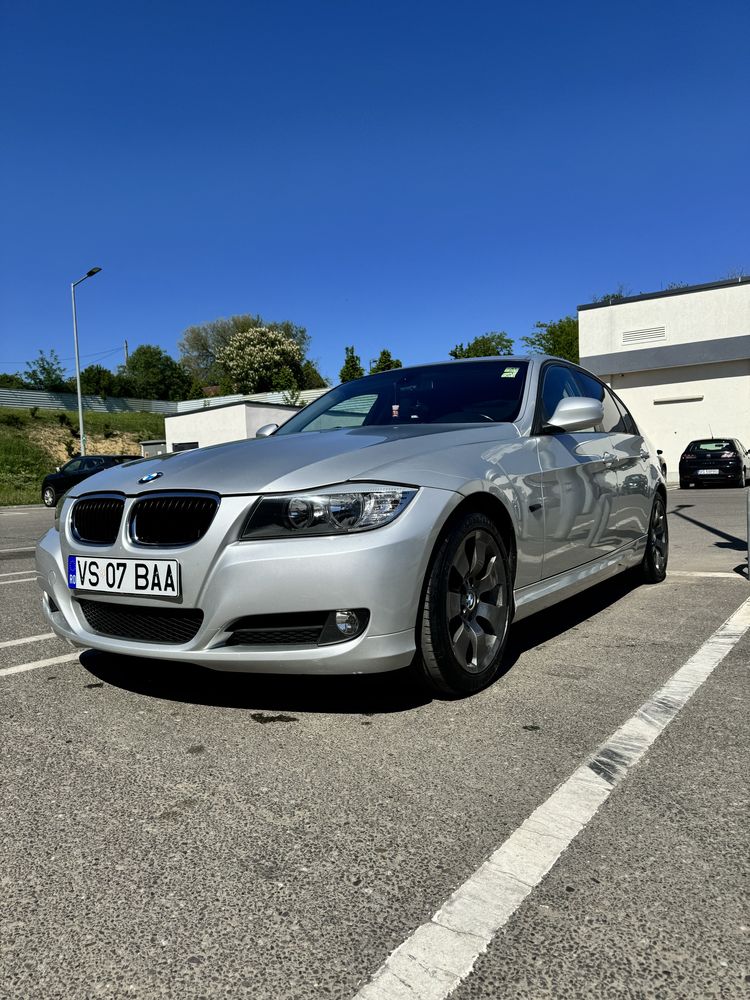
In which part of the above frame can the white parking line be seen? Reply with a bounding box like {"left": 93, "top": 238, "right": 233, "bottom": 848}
{"left": 0, "top": 570, "right": 36, "bottom": 578}
{"left": 0, "top": 578, "right": 35, "bottom": 586}
{"left": 0, "top": 547, "right": 35, "bottom": 555}
{"left": 668, "top": 570, "right": 745, "bottom": 579}
{"left": 0, "top": 652, "right": 80, "bottom": 678}
{"left": 353, "top": 595, "right": 750, "bottom": 1000}
{"left": 0, "top": 632, "right": 55, "bottom": 649}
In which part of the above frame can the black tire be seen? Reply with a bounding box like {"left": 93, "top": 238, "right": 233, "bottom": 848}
{"left": 42, "top": 486, "right": 56, "bottom": 507}
{"left": 416, "top": 512, "right": 512, "bottom": 697}
{"left": 640, "top": 494, "right": 668, "bottom": 583}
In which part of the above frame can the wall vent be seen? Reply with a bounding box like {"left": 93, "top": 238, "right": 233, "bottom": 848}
{"left": 622, "top": 325, "right": 666, "bottom": 345}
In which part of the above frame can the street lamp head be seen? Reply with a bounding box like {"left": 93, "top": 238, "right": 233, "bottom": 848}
{"left": 86, "top": 267, "right": 102, "bottom": 277}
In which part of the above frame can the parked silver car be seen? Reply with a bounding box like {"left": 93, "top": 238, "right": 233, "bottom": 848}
{"left": 36, "top": 357, "right": 668, "bottom": 696}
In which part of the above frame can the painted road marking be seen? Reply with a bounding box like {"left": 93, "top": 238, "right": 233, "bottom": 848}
{"left": 0, "top": 652, "right": 80, "bottom": 678}
{"left": 0, "top": 578, "right": 35, "bottom": 586}
{"left": 668, "top": 570, "right": 746, "bottom": 579}
{"left": 353, "top": 595, "right": 750, "bottom": 1000}
{"left": 0, "top": 632, "right": 56, "bottom": 649}
{"left": 0, "top": 547, "right": 35, "bottom": 555}
{"left": 0, "top": 570, "right": 37, "bottom": 578}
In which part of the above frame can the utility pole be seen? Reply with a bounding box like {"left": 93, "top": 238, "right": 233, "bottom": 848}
{"left": 70, "top": 266, "right": 102, "bottom": 456}
{"left": 124, "top": 339, "right": 129, "bottom": 365}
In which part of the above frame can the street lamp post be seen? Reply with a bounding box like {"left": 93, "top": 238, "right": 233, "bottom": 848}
{"left": 70, "top": 267, "right": 102, "bottom": 456}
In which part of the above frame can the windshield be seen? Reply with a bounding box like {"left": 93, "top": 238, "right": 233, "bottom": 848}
{"left": 276, "top": 360, "right": 529, "bottom": 435}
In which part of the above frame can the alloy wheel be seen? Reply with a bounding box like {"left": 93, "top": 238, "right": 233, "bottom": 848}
{"left": 445, "top": 529, "right": 508, "bottom": 673}
{"left": 650, "top": 502, "right": 668, "bottom": 575}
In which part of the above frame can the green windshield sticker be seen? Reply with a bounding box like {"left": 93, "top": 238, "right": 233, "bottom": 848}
{"left": 501, "top": 367, "right": 520, "bottom": 378}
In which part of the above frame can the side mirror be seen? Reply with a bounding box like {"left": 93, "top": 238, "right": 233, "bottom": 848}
{"left": 656, "top": 449, "right": 663, "bottom": 456}
{"left": 545, "top": 397, "right": 604, "bottom": 433}
{"left": 256, "top": 423, "right": 279, "bottom": 438}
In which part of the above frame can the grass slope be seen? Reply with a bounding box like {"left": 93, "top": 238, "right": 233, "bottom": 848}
{"left": 0, "top": 408, "right": 165, "bottom": 506}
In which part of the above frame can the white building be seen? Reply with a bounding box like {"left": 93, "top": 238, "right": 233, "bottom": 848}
{"left": 165, "top": 400, "right": 300, "bottom": 452}
{"left": 578, "top": 277, "right": 750, "bottom": 482}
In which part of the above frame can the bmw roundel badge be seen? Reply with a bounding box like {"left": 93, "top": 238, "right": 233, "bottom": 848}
{"left": 138, "top": 471, "right": 164, "bottom": 484}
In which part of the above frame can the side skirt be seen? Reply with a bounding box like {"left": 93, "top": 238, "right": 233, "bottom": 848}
{"left": 512, "top": 537, "right": 646, "bottom": 623}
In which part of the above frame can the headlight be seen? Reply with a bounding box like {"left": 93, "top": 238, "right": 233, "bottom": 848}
{"left": 240, "top": 483, "right": 418, "bottom": 539}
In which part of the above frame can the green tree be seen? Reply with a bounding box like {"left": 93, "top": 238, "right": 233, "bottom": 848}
{"left": 339, "top": 346, "right": 365, "bottom": 383}
{"left": 522, "top": 315, "right": 579, "bottom": 364}
{"left": 24, "top": 350, "right": 71, "bottom": 392}
{"left": 370, "top": 349, "right": 402, "bottom": 373}
{"left": 590, "top": 284, "right": 630, "bottom": 304}
{"left": 178, "top": 313, "right": 311, "bottom": 386}
{"left": 79, "top": 364, "right": 116, "bottom": 396}
{"left": 449, "top": 332, "right": 513, "bottom": 359}
{"left": 300, "top": 359, "right": 329, "bottom": 389}
{"left": 119, "top": 345, "right": 193, "bottom": 400}
{"left": 217, "top": 327, "right": 304, "bottom": 394}
{"left": 0, "top": 372, "right": 27, "bottom": 389}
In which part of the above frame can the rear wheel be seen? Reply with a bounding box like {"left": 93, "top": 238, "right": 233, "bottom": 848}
{"left": 417, "top": 512, "right": 511, "bottom": 697}
{"left": 640, "top": 494, "right": 668, "bottom": 583}
{"left": 42, "top": 486, "right": 56, "bottom": 507}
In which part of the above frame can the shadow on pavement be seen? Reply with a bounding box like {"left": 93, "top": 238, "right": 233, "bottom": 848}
{"left": 670, "top": 503, "right": 747, "bottom": 551}
{"left": 80, "top": 648, "right": 432, "bottom": 715}
{"left": 80, "top": 570, "right": 643, "bottom": 714}
{"left": 503, "top": 570, "right": 640, "bottom": 670}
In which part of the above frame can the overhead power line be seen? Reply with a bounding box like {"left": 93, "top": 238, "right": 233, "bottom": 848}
{"left": 0, "top": 345, "right": 123, "bottom": 366}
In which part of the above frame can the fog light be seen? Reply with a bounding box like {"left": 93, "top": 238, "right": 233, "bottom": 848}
{"left": 317, "top": 608, "right": 370, "bottom": 645}
{"left": 335, "top": 610, "right": 359, "bottom": 636}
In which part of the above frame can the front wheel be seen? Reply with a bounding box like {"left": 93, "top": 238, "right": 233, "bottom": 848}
{"left": 640, "top": 494, "right": 668, "bottom": 583}
{"left": 42, "top": 486, "right": 56, "bottom": 507}
{"left": 416, "top": 512, "right": 512, "bottom": 697}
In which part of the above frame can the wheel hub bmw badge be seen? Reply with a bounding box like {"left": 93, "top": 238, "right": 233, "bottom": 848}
{"left": 138, "top": 471, "right": 164, "bottom": 484}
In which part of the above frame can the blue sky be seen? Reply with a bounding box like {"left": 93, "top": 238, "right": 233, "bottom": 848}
{"left": 1, "top": 0, "right": 748, "bottom": 384}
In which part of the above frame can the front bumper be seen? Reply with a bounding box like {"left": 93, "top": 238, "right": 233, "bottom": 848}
{"left": 35, "top": 486, "right": 460, "bottom": 675}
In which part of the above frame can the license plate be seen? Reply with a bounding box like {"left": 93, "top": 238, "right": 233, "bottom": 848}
{"left": 697, "top": 469, "right": 720, "bottom": 475}
{"left": 67, "top": 556, "right": 181, "bottom": 596}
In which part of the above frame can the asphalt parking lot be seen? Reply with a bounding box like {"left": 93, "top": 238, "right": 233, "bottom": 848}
{"left": 1, "top": 489, "right": 748, "bottom": 1000}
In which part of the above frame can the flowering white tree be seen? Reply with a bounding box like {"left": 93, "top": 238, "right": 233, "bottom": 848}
{"left": 218, "top": 327, "right": 304, "bottom": 394}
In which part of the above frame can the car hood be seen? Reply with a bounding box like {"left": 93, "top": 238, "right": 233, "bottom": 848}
{"left": 71, "top": 424, "right": 521, "bottom": 497}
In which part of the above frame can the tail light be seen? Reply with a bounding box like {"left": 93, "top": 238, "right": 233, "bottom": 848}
{"left": 680, "top": 453, "right": 693, "bottom": 461}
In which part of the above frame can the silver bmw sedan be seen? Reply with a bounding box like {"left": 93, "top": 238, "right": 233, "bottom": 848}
{"left": 36, "top": 356, "right": 668, "bottom": 696}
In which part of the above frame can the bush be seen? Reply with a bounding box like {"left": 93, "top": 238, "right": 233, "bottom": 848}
{"left": 0, "top": 413, "right": 24, "bottom": 429}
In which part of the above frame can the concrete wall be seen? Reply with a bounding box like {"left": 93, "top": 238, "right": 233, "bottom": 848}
{"left": 165, "top": 402, "right": 298, "bottom": 452}
{"left": 579, "top": 280, "right": 750, "bottom": 483}
{"left": 604, "top": 360, "right": 750, "bottom": 481}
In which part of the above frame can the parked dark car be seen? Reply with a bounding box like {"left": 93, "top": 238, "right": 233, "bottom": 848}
{"left": 42, "top": 455, "right": 139, "bottom": 507}
{"left": 679, "top": 438, "right": 749, "bottom": 488}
